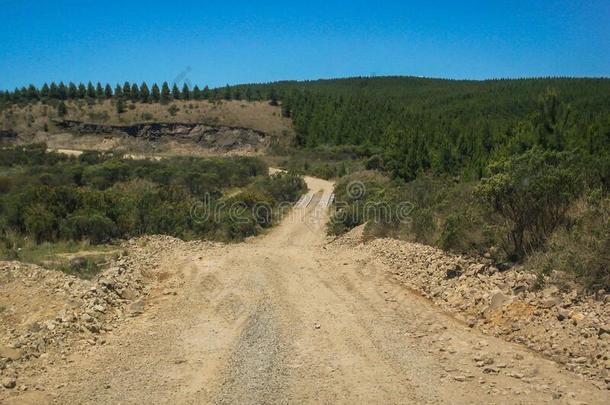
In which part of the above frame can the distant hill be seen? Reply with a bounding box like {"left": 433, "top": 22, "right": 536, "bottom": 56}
{"left": 226, "top": 76, "right": 610, "bottom": 180}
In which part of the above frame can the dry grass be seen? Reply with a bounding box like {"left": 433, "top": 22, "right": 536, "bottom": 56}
{"left": 1, "top": 99, "right": 293, "bottom": 137}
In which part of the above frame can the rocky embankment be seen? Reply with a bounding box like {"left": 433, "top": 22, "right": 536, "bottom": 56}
{"left": 332, "top": 227, "right": 610, "bottom": 390}
{"left": 54, "top": 120, "right": 269, "bottom": 153}
{"left": 0, "top": 236, "right": 215, "bottom": 392}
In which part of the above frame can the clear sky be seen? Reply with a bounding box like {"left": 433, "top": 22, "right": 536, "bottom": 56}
{"left": 1, "top": 0, "right": 609, "bottom": 90}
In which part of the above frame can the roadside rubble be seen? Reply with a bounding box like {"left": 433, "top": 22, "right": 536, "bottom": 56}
{"left": 331, "top": 227, "right": 610, "bottom": 390}
{"left": 0, "top": 235, "right": 215, "bottom": 390}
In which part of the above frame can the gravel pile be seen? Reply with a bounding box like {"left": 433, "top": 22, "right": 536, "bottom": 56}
{"left": 332, "top": 230, "right": 610, "bottom": 389}
{"left": 0, "top": 235, "right": 215, "bottom": 390}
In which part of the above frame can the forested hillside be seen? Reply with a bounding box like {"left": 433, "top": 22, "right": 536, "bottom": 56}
{"left": 5, "top": 76, "right": 608, "bottom": 181}
{"left": 230, "top": 76, "right": 610, "bottom": 181}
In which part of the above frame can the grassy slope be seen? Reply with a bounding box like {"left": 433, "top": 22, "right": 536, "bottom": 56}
{"left": 1, "top": 99, "right": 294, "bottom": 140}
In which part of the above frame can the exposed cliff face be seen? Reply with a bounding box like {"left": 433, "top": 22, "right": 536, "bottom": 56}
{"left": 53, "top": 120, "right": 270, "bottom": 153}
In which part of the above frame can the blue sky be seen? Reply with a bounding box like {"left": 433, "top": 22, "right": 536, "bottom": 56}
{"left": 1, "top": 0, "right": 609, "bottom": 90}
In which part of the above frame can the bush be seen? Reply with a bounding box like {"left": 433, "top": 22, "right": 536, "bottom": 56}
{"left": 63, "top": 211, "right": 118, "bottom": 243}
{"left": 24, "top": 204, "right": 56, "bottom": 243}
{"left": 527, "top": 191, "right": 610, "bottom": 292}
{"left": 255, "top": 172, "right": 307, "bottom": 204}
{"left": 477, "top": 148, "right": 583, "bottom": 260}
{"left": 168, "top": 105, "right": 180, "bottom": 116}
{"left": 438, "top": 213, "right": 461, "bottom": 250}
{"left": 365, "top": 154, "right": 384, "bottom": 170}
{"left": 225, "top": 190, "right": 275, "bottom": 228}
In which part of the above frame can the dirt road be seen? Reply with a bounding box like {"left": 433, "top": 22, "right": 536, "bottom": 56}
{"left": 6, "top": 176, "right": 608, "bottom": 404}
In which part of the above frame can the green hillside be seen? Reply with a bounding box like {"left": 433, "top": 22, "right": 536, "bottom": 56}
{"left": 229, "top": 76, "right": 610, "bottom": 181}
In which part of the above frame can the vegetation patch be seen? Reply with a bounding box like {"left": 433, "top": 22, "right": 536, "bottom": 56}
{"left": 0, "top": 145, "right": 306, "bottom": 259}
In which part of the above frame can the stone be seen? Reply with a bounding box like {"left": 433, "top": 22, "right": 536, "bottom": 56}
{"left": 119, "top": 288, "right": 138, "bottom": 301}
{"left": 484, "top": 291, "right": 510, "bottom": 317}
{"left": 513, "top": 284, "right": 528, "bottom": 294}
{"left": 571, "top": 312, "right": 585, "bottom": 323}
{"left": 557, "top": 309, "right": 570, "bottom": 321}
{"left": 598, "top": 324, "right": 610, "bottom": 336}
{"left": 572, "top": 357, "right": 587, "bottom": 364}
{"left": 540, "top": 297, "right": 560, "bottom": 309}
{"left": 445, "top": 265, "right": 462, "bottom": 279}
{"left": 0, "top": 345, "right": 22, "bottom": 361}
{"left": 86, "top": 323, "right": 100, "bottom": 333}
{"left": 2, "top": 377, "right": 17, "bottom": 389}
{"left": 128, "top": 300, "right": 145, "bottom": 316}
{"left": 483, "top": 366, "right": 500, "bottom": 374}
{"left": 98, "top": 278, "right": 114, "bottom": 289}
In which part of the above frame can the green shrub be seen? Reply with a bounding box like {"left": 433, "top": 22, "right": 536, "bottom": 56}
{"left": 63, "top": 211, "right": 118, "bottom": 243}
{"left": 477, "top": 147, "right": 584, "bottom": 260}
{"left": 24, "top": 204, "right": 56, "bottom": 243}
{"left": 255, "top": 172, "right": 307, "bottom": 204}
{"left": 527, "top": 192, "right": 609, "bottom": 292}
{"left": 438, "top": 214, "right": 462, "bottom": 251}
{"left": 225, "top": 190, "right": 275, "bottom": 228}
{"left": 365, "top": 155, "right": 384, "bottom": 170}
{"left": 168, "top": 105, "right": 180, "bottom": 116}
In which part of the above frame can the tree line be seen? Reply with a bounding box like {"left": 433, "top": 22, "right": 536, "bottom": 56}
{"left": 0, "top": 81, "right": 279, "bottom": 105}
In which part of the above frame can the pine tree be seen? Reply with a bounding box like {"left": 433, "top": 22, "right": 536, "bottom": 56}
{"left": 49, "top": 82, "right": 59, "bottom": 99}
{"left": 68, "top": 82, "right": 78, "bottom": 99}
{"left": 182, "top": 83, "right": 190, "bottom": 100}
{"left": 96, "top": 82, "right": 104, "bottom": 99}
{"left": 140, "top": 82, "right": 150, "bottom": 103}
{"left": 122, "top": 82, "right": 131, "bottom": 100}
{"left": 160, "top": 82, "right": 171, "bottom": 104}
{"left": 86, "top": 82, "right": 96, "bottom": 99}
{"left": 192, "top": 85, "right": 202, "bottom": 100}
{"left": 116, "top": 97, "right": 126, "bottom": 114}
{"left": 57, "top": 101, "right": 68, "bottom": 117}
{"left": 131, "top": 83, "right": 140, "bottom": 102}
{"left": 151, "top": 83, "right": 161, "bottom": 102}
{"left": 10, "top": 87, "right": 22, "bottom": 103}
{"left": 114, "top": 84, "right": 123, "bottom": 99}
{"left": 172, "top": 83, "right": 181, "bottom": 100}
{"left": 40, "top": 83, "right": 49, "bottom": 98}
{"left": 77, "top": 83, "right": 87, "bottom": 98}
{"left": 26, "top": 84, "right": 39, "bottom": 101}
{"left": 58, "top": 82, "right": 67, "bottom": 100}
{"left": 104, "top": 84, "right": 113, "bottom": 99}
{"left": 202, "top": 86, "right": 210, "bottom": 100}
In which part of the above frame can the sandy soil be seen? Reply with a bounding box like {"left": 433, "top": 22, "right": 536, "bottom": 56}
{"left": 2, "top": 176, "right": 608, "bottom": 404}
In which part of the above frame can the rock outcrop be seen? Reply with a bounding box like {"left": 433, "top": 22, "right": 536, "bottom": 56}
{"left": 54, "top": 120, "right": 270, "bottom": 153}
